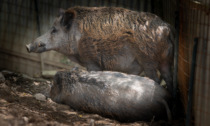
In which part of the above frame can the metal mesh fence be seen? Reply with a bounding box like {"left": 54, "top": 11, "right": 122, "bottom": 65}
{"left": 0, "top": 0, "right": 76, "bottom": 76}
{"left": 6, "top": 0, "right": 210, "bottom": 125}
{"left": 2, "top": 0, "right": 210, "bottom": 125}
{"left": 178, "top": 0, "right": 210, "bottom": 125}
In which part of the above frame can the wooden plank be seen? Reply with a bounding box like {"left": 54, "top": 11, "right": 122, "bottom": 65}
{"left": 0, "top": 47, "right": 72, "bottom": 69}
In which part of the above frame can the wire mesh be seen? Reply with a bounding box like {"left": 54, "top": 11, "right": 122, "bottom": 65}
{"left": 3, "top": 0, "right": 210, "bottom": 125}
{"left": 178, "top": 0, "right": 210, "bottom": 125}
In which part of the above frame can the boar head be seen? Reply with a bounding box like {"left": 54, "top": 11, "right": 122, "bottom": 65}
{"left": 26, "top": 9, "right": 80, "bottom": 55}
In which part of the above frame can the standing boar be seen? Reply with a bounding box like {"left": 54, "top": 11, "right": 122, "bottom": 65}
{"left": 26, "top": 7, "right": 174, "bottom": 94}
{"left": 50, "top": 70, "right": 172, "bottom": 122}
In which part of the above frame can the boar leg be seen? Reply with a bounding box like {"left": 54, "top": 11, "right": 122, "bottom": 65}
{"left": 144, "top": 67, "right": 160, "bottom": 84}
{"left": 160, "top": 62, "right": 173, "bottom": 95}
{"left": 86, "top": 64, "right": 102, "bottom": 71}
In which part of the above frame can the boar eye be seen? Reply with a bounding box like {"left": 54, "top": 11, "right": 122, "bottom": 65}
{"left": 51, "top": 27, "right": 57, "bottom": 34}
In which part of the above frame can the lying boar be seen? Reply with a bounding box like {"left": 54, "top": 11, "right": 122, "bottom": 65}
{"left": 26, "top": 7, "right": 174, "bottom": 94}
{"left": 50, "top": 70, "right": 172, "bottom": 122}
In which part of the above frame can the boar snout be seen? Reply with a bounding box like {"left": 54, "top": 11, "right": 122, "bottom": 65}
{"left": 26, "top": 42, "right": 46, "bottom": 53}
{"left": 26, "top": 44, "right": 32, "bottom": 53}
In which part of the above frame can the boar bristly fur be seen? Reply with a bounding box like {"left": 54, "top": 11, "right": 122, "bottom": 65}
{"left": 27, "top": 7, "right": 175, "bottom": 94}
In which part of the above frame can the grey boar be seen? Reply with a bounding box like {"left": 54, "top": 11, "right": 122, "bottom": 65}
{"left": 26, "top": 7, "right": 174, "bottom": 94}
{"left": 50, "top": 70, "right": 172, "bottom": 122}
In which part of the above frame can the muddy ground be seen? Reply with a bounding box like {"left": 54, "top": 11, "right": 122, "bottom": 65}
{"left": 0, "top": 70, "right": 184, "bottom": 126}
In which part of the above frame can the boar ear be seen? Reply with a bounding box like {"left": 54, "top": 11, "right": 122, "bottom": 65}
{"left": 60, "top": 10, "right": 75, "bottom": 29}
{"left": 59, "top": 8, "right": 65, "bottom": 16}
{"left": 57, "top": 8, "right": 65, "bottom": 17}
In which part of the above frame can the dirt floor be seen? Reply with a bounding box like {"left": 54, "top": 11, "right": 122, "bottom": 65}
{"left": 0, "top": 70, "right": 184, "bottom": 126}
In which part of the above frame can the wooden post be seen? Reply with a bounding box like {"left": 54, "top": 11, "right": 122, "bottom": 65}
{"left": 34, "top": 0, "right": 44, "bottom": 73}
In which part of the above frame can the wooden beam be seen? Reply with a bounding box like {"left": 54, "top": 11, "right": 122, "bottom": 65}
{"left": 0, "top": 48, "right": 72, "bottom": 69}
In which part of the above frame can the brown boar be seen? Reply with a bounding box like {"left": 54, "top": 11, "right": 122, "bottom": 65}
{"left": 26, "top": 7, "right": 175, "bottom": 94}
{"left": 78, "top": 30, "right": 143, "bottom": 75}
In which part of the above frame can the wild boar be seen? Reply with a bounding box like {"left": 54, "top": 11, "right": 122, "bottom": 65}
{"left": 50, "top": 70, "right": 172, "bottom": 122}
{"left": 26, "top": 7, "right": 175, "bottom": 94}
